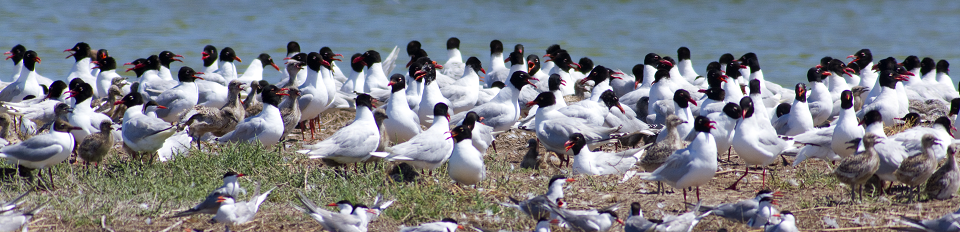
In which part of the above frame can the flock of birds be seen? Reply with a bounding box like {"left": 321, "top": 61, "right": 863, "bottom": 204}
{"left": 1, "top": 37, "right": 960, "bottom": 231}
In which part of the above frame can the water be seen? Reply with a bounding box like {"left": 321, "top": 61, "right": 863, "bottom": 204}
{"left": 2, "top": 0, "right": 959, "bottom": 85}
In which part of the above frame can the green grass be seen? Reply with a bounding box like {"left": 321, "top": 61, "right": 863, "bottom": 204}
{"left": 0, "top": 141, "right": 546, "bottom": 231}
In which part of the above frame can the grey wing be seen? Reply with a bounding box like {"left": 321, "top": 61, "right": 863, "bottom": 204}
{"left": 220, "top": 117, "right": 264, "bottom": 143}
{"left": 650, "top": 100, "right": 676, "bottom": 124}
{"left": 0, "top": 135, "right": 65, "bottom": 162}
{"left": 807, "top": 102, "right": 828, "bottom": 120}
{"left": 648, "top": 148, "right": 693, "bottom": 182}
{"left": 0, "top": 85, "right": 22, "bottom": 102}
{"left": 772, "top": 114, "right": 790, "bottom": 135}
{"left": 125, "top": 116, "right": 175, "bottom": 138}
{"left": 388, "top": 134, "right": 451, "bottom": 163}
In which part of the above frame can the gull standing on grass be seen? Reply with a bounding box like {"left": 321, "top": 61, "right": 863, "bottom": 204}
{"left": 0, "top": 120, "right": 81, "bottom": 189}
{"left": 447, "top": 125, "right": 485, "bottom": 186}
{"left": 373, "top": 103, "right": 454, "bottom": 173}
{"left": 299, "top": 94, "right": 380, "bottom": 168}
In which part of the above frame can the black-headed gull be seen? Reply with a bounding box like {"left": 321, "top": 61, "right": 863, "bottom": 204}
{"left": 375, "top": 103, "right": 454, "bottom": 172}
{"left": 154, "top": 67, "right": 203, "bottom": 122}
{"left": 217, "top": 85, "right": 288, "bottom": 147}
{"left": 0, "top": 120, "right": 81, "bottom": 188}
{"left": 447, "top": 125, "right": 485, "bottom": 186}
{"left": 0, "top": 50, "right": 43, "bottom": 102}
{"left": 640, "top": 115, "right": 718, "bottom": 202}
{"left": 729, "top": 96, "right": 794, "bottom": 190}
{"left": 299, "top": 94, "right": 380, "bottom": 167}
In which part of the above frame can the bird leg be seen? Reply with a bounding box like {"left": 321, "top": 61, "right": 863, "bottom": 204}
{"left": 760, "top": 168, "right": 767, "bottom": 189}
{"left": 492, "top": 140, "right": 498, "bottom": 154}
{"left": 697, "top": 186, "right": 701, "bottom": 202}
{"left": 683, "top": 188, "right": 688, "bottom": 203}
{"left": 47, "top": 168, "right": 55, "bottom": 190}
{"left": 726, "top": 146, "right": 733, "bottom": 162}
{"left": 725, "top": 166, "right": 751, "bottom": 190}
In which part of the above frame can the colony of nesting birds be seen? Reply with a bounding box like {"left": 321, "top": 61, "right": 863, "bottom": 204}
{"left": 1, "top": 37, "right": 959, "bottom": 232}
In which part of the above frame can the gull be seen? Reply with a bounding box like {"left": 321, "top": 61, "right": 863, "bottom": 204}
{"left": 834, "top": 133, "right": 880, "bottom": 202}
{"left": 729, "top": 96, "right": 794, "bottom": 190}
{"left": 374, "top": 103, "right": 454, "bottom": 172}
{"left": 896, "top": 134, "right": 941, "bottom": 202}
{"left": 694, "top": 190, "right": 784, "bottom": 224}
{"left": 640, "top": 116, "right": 718, "bottom": 202}
{"left": 449, "top": 71, "right": 537, "bottom": 132}
{"left": 382, "top": 74, "right": 421, "bottom": 143}
{"left": 448, "top": 125, "right": 485, "bottom": 186}
{"left": 805, "top": 67, "right": 834, "bottom": 126}
{"left": 925, "top": 143, "right": 960, "bottom": 200}
{"left": 171, "top": 172, "right": 247, "bottom": 218}
{"left": 118, "top": 93, "right": 178, "bottom": 161}
{"left": 566, "top": 132, "right": 645, "bottom": 175}
{"left": 441, "top": 37, "right": 465, "bottom": 78}
{"left": 77, "top": 120, "right": 114, "bottom": 165}
{"left": 459, "top": 111, "right": 495, "bottom": 155}
{"left": 215, "top": 85, "right": 287, "bottom": 147}
{"left": 0, "top": 50, "right": 43, "bottom": 103}
{"left": 154, "top": 67, "right": 203, "bottom": 123}
{"left": 831, "top": 90, "right": 865, "bottom": 159}
{"left": 415, "top": 57, "right": 452, "bottom": 126}
{"left": 772, "top": 83, "right": 814, "bottom": 136}
{"left": 441, "top": 57, "right": 485, "bottom": 114}
{"left": 0, "top": 120, "right": 80, "bottom": 189}
{"left": 299, "top": 94, "right": 380, "bottom": 168}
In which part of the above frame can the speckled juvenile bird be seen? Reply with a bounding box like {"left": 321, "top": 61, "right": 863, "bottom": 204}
{"left": 895, "top": 134, "right": 941, "bottom": 202}
{"left": 925, "top": 143, "right": 960, "bottom": 200}
{"left": 833, "top": 133, "right": 880, "bottom": 202}
{"left": 78, "top": 120, "right": 114, "bottom": 166}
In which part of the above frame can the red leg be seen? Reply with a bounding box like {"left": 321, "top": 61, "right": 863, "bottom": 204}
{"left": 761, "top": 168, "right": 767, "bottom": 189}
{"left": 683, "top": 188, "right": 688, "bottom": 203}
{"left": 696, "top": 186, "right": 701, "bottom": 202}
{"left": 725, "top": 166, "right": 750, "bottom": 190}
